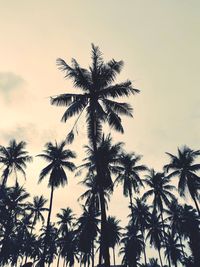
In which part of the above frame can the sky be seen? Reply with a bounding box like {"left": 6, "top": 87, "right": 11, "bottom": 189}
{"left": 1, "top": 0, "right": 200, "bottom": 264}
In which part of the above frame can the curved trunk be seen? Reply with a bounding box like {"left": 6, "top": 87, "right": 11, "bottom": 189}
{"left": 2, "top": 166, "right": 9, "bottom": 186}
{"left": 128, "top": 188, "right": 134, "bottom": 220}
{"left": 25, "top": 216, "right": 36, "bottom": 264}
{"left": 40, "top": 185, "right": 54, "bottom": 267}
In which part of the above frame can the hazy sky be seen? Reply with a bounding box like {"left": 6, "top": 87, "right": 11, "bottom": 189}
{"left": 1, "top": 0, "right": 200, "bottom": 263}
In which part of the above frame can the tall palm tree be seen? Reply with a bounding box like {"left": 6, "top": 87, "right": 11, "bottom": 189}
{"left": 38, "top": 141, "right": 76, "bottom": 267}
{"left": 105, "top": 216, "right": 121, "bottom": 266}
{"left": 51, "top": 44, "right": 139, "bottom": 267}
{"left": 143, "top": 170, "right": 175, "bottom": 267}
{"left": 162, "top": 232, "right": 184, "bottom": 267}
{"left": 181, "top": 204, "right": 200, "bottom": 267}
{"left": 120, "top": 224, "right": 144, "bottom": 267}
{"left": 164, "top": 146, "right": 200, "bottom": 215}
{"left": 165, "top": 200, "right": 187, "bottom": 260}
{"left": 77, "top": 206, "right": 99, "bottom": 267}
{"left": 25, "top": 196, "right": 48, "bottom": 264}
{"left": 131, "top": 198, "right": 150, "bottom": 265}
{"left": 0, "top": 139, "right": 32, "bottom": 186}
{"left": 146, "top": 213, "right": 165, "bottom": 267}
{"left": 115, "top": 152, "right": 147, "bottom": 216}
{"left": 78, "top": 135, "right": 123, "bottom": 265}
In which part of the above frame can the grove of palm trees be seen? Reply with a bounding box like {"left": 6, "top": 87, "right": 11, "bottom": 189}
{"left": 0, "top": 44, "right": 200, "bottom": 267}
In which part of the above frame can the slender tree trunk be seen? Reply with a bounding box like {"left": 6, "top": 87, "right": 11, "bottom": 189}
{"left": 193, "top": 196, "right": 200, "bottom": 216}
{"left": 2, "top": 167, "right": 9, "bottom": 186}
{"left": 113, "top": 247, "right": 115, "bottom": 266}
{"left": 178, "top": 230, "right": 186, "bottom": 259}
{"left": 40, "top": 185, "right": 54, "bottom": 267}
{"left": 128, "top": 188, "right": 134, "bottom": 220}
{"left": 158, "top": 248, "right": 163, "bottom": 267}
{"left": 92, "top": 242, "right": 94, "bottom": 267}
{"left": 160, "top": 209, "right": 171, "bottom": 267}
{"left": 141, "top": 228, "right": 147, "bottom": 265}
{"left": 174, "top": 262, "right": 178, "bottom": 267}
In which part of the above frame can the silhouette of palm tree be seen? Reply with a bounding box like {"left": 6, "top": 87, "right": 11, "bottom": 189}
{"left": 120, "top": 223, "right": 144, "bottom": 267}
{"left": 131, "top": 198, "right": 150, "bottom": 265}
{"left": 146, "top": 213, "right": 165, "bottom": 267}
{"left": 162, "top": 232, "right": 184, "bottom": 267}
{"left": 77, "top": 206, "right": 99, "bottom": 267}
{"left": 165, "top": 146, "right": 200, "bottom": 215}
{"left": 37, "top": 141, "right": 76, "bottom": 267}
{"left": 0, "top": 139, "right": 32, "bottom": 186}
{"left": 51, "top": 44, "right": 139, "bottom": 267}
{"left": 105, "top": 216, "right": 121, "bottom": 266}
{"left": 77, "top": 135, "right": 123, "bottom": 265}
{"left": 115, "top": 152, "right": 147, "bottom": 216}
{"left": 143, "top": 170, "right": 175, "bottom": 266}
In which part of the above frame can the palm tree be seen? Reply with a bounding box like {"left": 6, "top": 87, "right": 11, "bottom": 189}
{"left": 0, "top": 139, "right": 32, "bottom": 186}
{"left": 105, "top": 216, "right": 121, "bottom": 266}
{"left": 131, "top": 198, "right": 150, "bottom": 265}
{"left": 57, "top": 207, "right": 75, "bottom": 234}
{"left": 77, "top": 206, "right": 99, "bottom": 267}
{"left": 0, "top": 183, "right": 29, "bottom": 265}
{"left": 120, "top": 223, "right": 144, "bottom": 267}
{"left": 146, "top": 212, "right": 165, "bottom": 267}
{"left": 165, "top": 200, "right": 187, "bottom": 259}
{"left": 162, "top": 232, "right": 184, "bottom": 267}
{"left": 115, "top": 152, "right": 147, "bottom": 215}
{"left": 181, "top": 204, "right": 200, "bottom": 267}
{"left": 78, "top": 135, "right": 123, "bottom": 265}
{"left": 51, "top": 44, "right": 139, "bottom": 267}
{"left": 143, "top": 169, "right": 176, "bottom": 266}
{"left": 164, "top": 146, "right": 200, "bottom": 215}
{"left": 38, "top": 141, "right": 76, "bottom": 267}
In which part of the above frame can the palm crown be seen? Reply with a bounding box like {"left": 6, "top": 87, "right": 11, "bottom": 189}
{"left": 51, "top": 44, "right": 139, "bottom": 144}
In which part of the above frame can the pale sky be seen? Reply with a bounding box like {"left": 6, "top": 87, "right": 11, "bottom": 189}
{"left": 1, "top": 0, "right": 200, "bottom": 264}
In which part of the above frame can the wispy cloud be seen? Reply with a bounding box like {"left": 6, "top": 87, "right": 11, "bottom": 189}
{"left": 0, "top": 72, "right": 25, "bottom": 98}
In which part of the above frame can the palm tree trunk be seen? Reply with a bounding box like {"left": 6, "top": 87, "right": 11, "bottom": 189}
{"left": 160, "top": 209, "right": 171, "bottom": 267}
{"left": 158, "top": 248, "right": 163, "bottom": 267}
{"left": 92, "top": 242, "right": 94, "bottom": 267}
{"left": 141, "top": 228, "right": 147, "bottom": 265}
{"left": 89, "top": 109, "right": 110, "bottom": 267}
{"left": 193, "top": 196, "right": 200, "bottom": 216}
{"left": 113, "top": 247, "right": 115, "bottom": 266}
{"left": 40, "top": 185, "right": 54, "bottom": 267}
{"left": 128, "top": 188, "right": 134, "bottom": 219}
{"left": 178, "top": 230, "right": 186, "bottom": 259}
{"left": 2, "top": 166, "right": 9, "bottom": 186}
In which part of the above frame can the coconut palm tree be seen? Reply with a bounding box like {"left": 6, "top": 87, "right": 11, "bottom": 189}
{"left": 164, "top": 146, "right": 200, "bottom": 215}
{"left": 37, "top": 141, "right": 76, "bottom": 267}
{"left": 120, "top": 223, "right": 144, "bottom": 267}
{"left": 115, "top": 152, "right": 147, "bottom": 215}
{"left": 0, "top": 139, "right": 32, "bottom": 186}
{"left": 143, "top": 170, "right": 176, "bottom": 266}
{"left": 77, "top": 135, "right": 123, "bottom": 265}
{"left": 57, "top": 207, "right": 75, "bottom": 235}
{"left": 131, "top": 198, "right": 150, "bottom": 265}
{"left": 162, "top": 232, "right": 184, "bottom": 267}
{"left": 77, "top": 206, "right": 99, "bottom": 267}
{"left": 51, "top": 44, "right": 139, "bottom": 267}
{"left": 181, "top": 205, "right": 200, "bottom": 267}
{"left": 105, "top": 216, "right": 121, "bottom": 266}
{"left": 165, "top": 200, "right": 187, "bottom": 260}
{"left": 146, "top": 212, "right": 165, "bottom": 267}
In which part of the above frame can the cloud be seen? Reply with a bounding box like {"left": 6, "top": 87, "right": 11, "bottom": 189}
{"left": 0, "top": 72, "right": 25, "bottom": 95}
